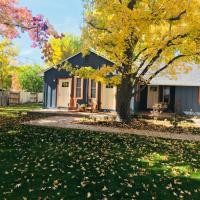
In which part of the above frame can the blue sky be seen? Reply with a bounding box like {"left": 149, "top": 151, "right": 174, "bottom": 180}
{"left": 14, "top": 0, "right": 83, "bottom": 65}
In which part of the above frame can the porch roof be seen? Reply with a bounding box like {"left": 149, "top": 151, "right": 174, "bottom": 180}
{"left": 149, "top": 65, "right": 200, "bottom": 87}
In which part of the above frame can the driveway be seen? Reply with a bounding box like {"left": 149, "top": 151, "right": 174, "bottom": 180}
{"left": 24, "top": 116, "right": 200, "bottom": 142}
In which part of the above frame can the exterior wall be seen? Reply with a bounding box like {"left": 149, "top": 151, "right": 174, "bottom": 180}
{"left": 43, "top": 69, "right": 99, "bottom": 109}
{"left": 76, "top": 79, "right": 89, "bottom": 105}
{"left": 44, "top": 51, "right": 115, "bottom": 109}
{"left": 175, "top": 86, "right": 200, "bottom": 114}
{"left": 44, "top": 68, "right": 71, "bottom": 108}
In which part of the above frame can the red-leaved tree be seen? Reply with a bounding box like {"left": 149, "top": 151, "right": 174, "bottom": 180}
{"left": 0, "top": 0, "right": 56, "bottom": 47}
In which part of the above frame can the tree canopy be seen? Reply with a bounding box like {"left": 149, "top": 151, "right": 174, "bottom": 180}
{"left": 0, "top": 0, "right": 57, "bottom": 47}
{"left": 43, "top": 33, "right": 82, "bottom": 65}
{"left": 81, "top": 0, "right": 200, "bottom": 120}
{"left": 0, "top": 39, "right": 18, "bottom": 90}
{"left": 18, "top": 65, "right": 43, "bottom": 93}
{"left": 82, "top": 0, "right": 200, "bottom": 80}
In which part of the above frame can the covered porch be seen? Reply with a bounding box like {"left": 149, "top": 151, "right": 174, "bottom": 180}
{"left": 48, "top": 76, "right": 117, "bottom": 112}
{"left": 136, "top": 85, "right": 176, "bottom": 113}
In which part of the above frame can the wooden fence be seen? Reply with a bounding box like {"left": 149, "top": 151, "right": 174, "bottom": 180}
{"left": 0, "top": 91, "right": 9, "bottom": 106}
{"left": 0, "top": 91, "right": 43, "bottom": 106}
{"left": 9, "top": 92, "right": 20, "bottom": 105}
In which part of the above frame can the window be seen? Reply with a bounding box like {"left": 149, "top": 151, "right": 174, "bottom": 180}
{"left": 106, "top": 84, "right": 114, "bottom": 89}
{"left": 62, "top": 82, "right": 69, "bottom": 87}
{"left": 91, "top": 80, "right": 96, "bottom": 98}
{"left": 76, "top": 78, "right": 82, "bottom": 98}
{"left": 150, "top": 86, "right": 157, "bottom": 92}
{"left": 163, "top": 86, "right": 170, "bottom": 104}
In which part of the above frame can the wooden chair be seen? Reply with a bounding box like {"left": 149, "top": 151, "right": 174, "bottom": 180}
{"left": 86, "top": 100, "right": 98, "bottom": 113}
{"left": 68, "top": 98, "right": 78, "bottom": 110}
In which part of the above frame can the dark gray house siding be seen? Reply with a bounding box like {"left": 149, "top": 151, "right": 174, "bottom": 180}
{"left": 43, "top": 51, "right": 114, "bottom": 109}
{"left": 44, "top": 68, "right": 71, "bottom": 108}
{"left": 134, "top": 85, "right": 200, "bottom": 115}
{"left": 175, "top": 86, "right": 200, "bottom": 113}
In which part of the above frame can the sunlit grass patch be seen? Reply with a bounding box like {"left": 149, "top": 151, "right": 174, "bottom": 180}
{"left": 141, "top": 152, "right": 169, "bottom": 164}
{"left": 190, "top": 173, "right": 200, "bottom": 180}
{"left": 140, "top": 152, "right": 200, "bottom": 179}
{"left": 0, "top": 103, "right": 41, "bottom": 118}
{"left": 170, "top": 165, "right": 192, "bottom": 177}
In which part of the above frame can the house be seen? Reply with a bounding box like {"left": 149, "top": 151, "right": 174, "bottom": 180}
{"left": 136, "top": 65, "right": 200, "bottom": 115}
{"left": 43, "top": 51, "right": 121, "bottom": 111}
{"left": 43, "top": 51, "right": 200, "bottom": 115}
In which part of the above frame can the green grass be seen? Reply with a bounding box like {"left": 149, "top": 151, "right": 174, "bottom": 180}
{"left": 0, "top": 103, "right": 41, "bottom": 118}
{"left": 0, "top": 104, "right": 200, "bottom": 199}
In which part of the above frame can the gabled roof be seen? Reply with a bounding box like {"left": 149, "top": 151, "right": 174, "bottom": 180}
{"left": 43, "top": 50, "right": 115, "bottom": 74}
{"left": 150, "top": 65, "right": 200, "bottom": 86}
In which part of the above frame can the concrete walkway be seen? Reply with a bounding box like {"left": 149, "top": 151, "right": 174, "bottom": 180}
{"left": 24, "top": 116, "right": 200, "bottom": 142}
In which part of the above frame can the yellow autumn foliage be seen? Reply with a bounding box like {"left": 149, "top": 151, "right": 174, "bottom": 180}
{"left": 80, "top": 0, "right": 200, "bottom": 84}
{"left": 0, "top": 39, "right": 18, "bottom": 90}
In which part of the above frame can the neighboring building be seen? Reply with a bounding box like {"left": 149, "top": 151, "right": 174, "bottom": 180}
{"left": 43, "top": 51, "right": 200, "bottom": 115}
{"left": 136, "top": 65, "right": 200, "bottom": 115}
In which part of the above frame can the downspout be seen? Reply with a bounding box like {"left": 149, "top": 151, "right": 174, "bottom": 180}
{"left": 86, "top": 78, "right": 89, "bottom": 104}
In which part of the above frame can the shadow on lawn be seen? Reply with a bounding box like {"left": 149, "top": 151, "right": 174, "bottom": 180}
{"left": 0, "top": 125, "right": 200, "bottom": 199}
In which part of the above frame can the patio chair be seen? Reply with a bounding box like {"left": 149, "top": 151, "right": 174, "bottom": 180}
{"left": 86, "top": 100, "right": 98, "bottom": 113}
{"left": 68, "top": 98, "right": 78, "bottom": 110}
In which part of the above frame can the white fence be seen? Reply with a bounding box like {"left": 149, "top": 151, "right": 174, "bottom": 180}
{"left": 19, "top": 92, "right": 43, "bottom": 104}
{"left": 0, "top": 91, "right": 43, "bottom": 106}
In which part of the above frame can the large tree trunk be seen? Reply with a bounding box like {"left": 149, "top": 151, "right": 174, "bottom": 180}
{"left": 116, "top": 74, "right": 134, "bottom": 122}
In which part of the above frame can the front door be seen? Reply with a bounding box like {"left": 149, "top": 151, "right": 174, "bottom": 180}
{"left": 147, "top": 86, "right": 159, "bottom": 109}
{"left": 57, "top": 79, "right": 72, "bottom": 108}
{"left": 101, "top": 84, "right": 117, "bottom": 110}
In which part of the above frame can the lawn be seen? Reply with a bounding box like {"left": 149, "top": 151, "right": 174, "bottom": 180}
{"left": 0, "top": 103, "right": 41, "bottom": 118}
{"left": 0, "top": 105, "right": 200, "bottom": 199}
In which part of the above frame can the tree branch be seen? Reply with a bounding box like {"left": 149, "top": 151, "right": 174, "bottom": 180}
{"left": 132, "top": 54, "right": 187, "bottom": 97}
{"left": 128, "top": 0, "right": 137, "bottom": 10}
{"left": 87, "top": 21, "right": 112, "bottom": 33}
{"left": 139, "top": 33, "right": 188, "bottom": 77}
{"left": 133, "top": 47, "right": 147, "bottom": 62}
{"left": 147, "top": 54, "right": 186, "bottom": 83}
{"left": 133, "top": 54, "right": 149, "bottom": 84}
{"left": 168, "top": 10, "right": 186, "bottom": 21}
{"left": 1, "top": 21, "right": 37, "bottom": 30}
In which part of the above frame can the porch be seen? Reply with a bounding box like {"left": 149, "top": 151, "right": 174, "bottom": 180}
{"left": 137, "top": 85, "right": 176, "bottom": 113}
{"left": 45, "top": 76, "right": 117, "bottom": 112}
